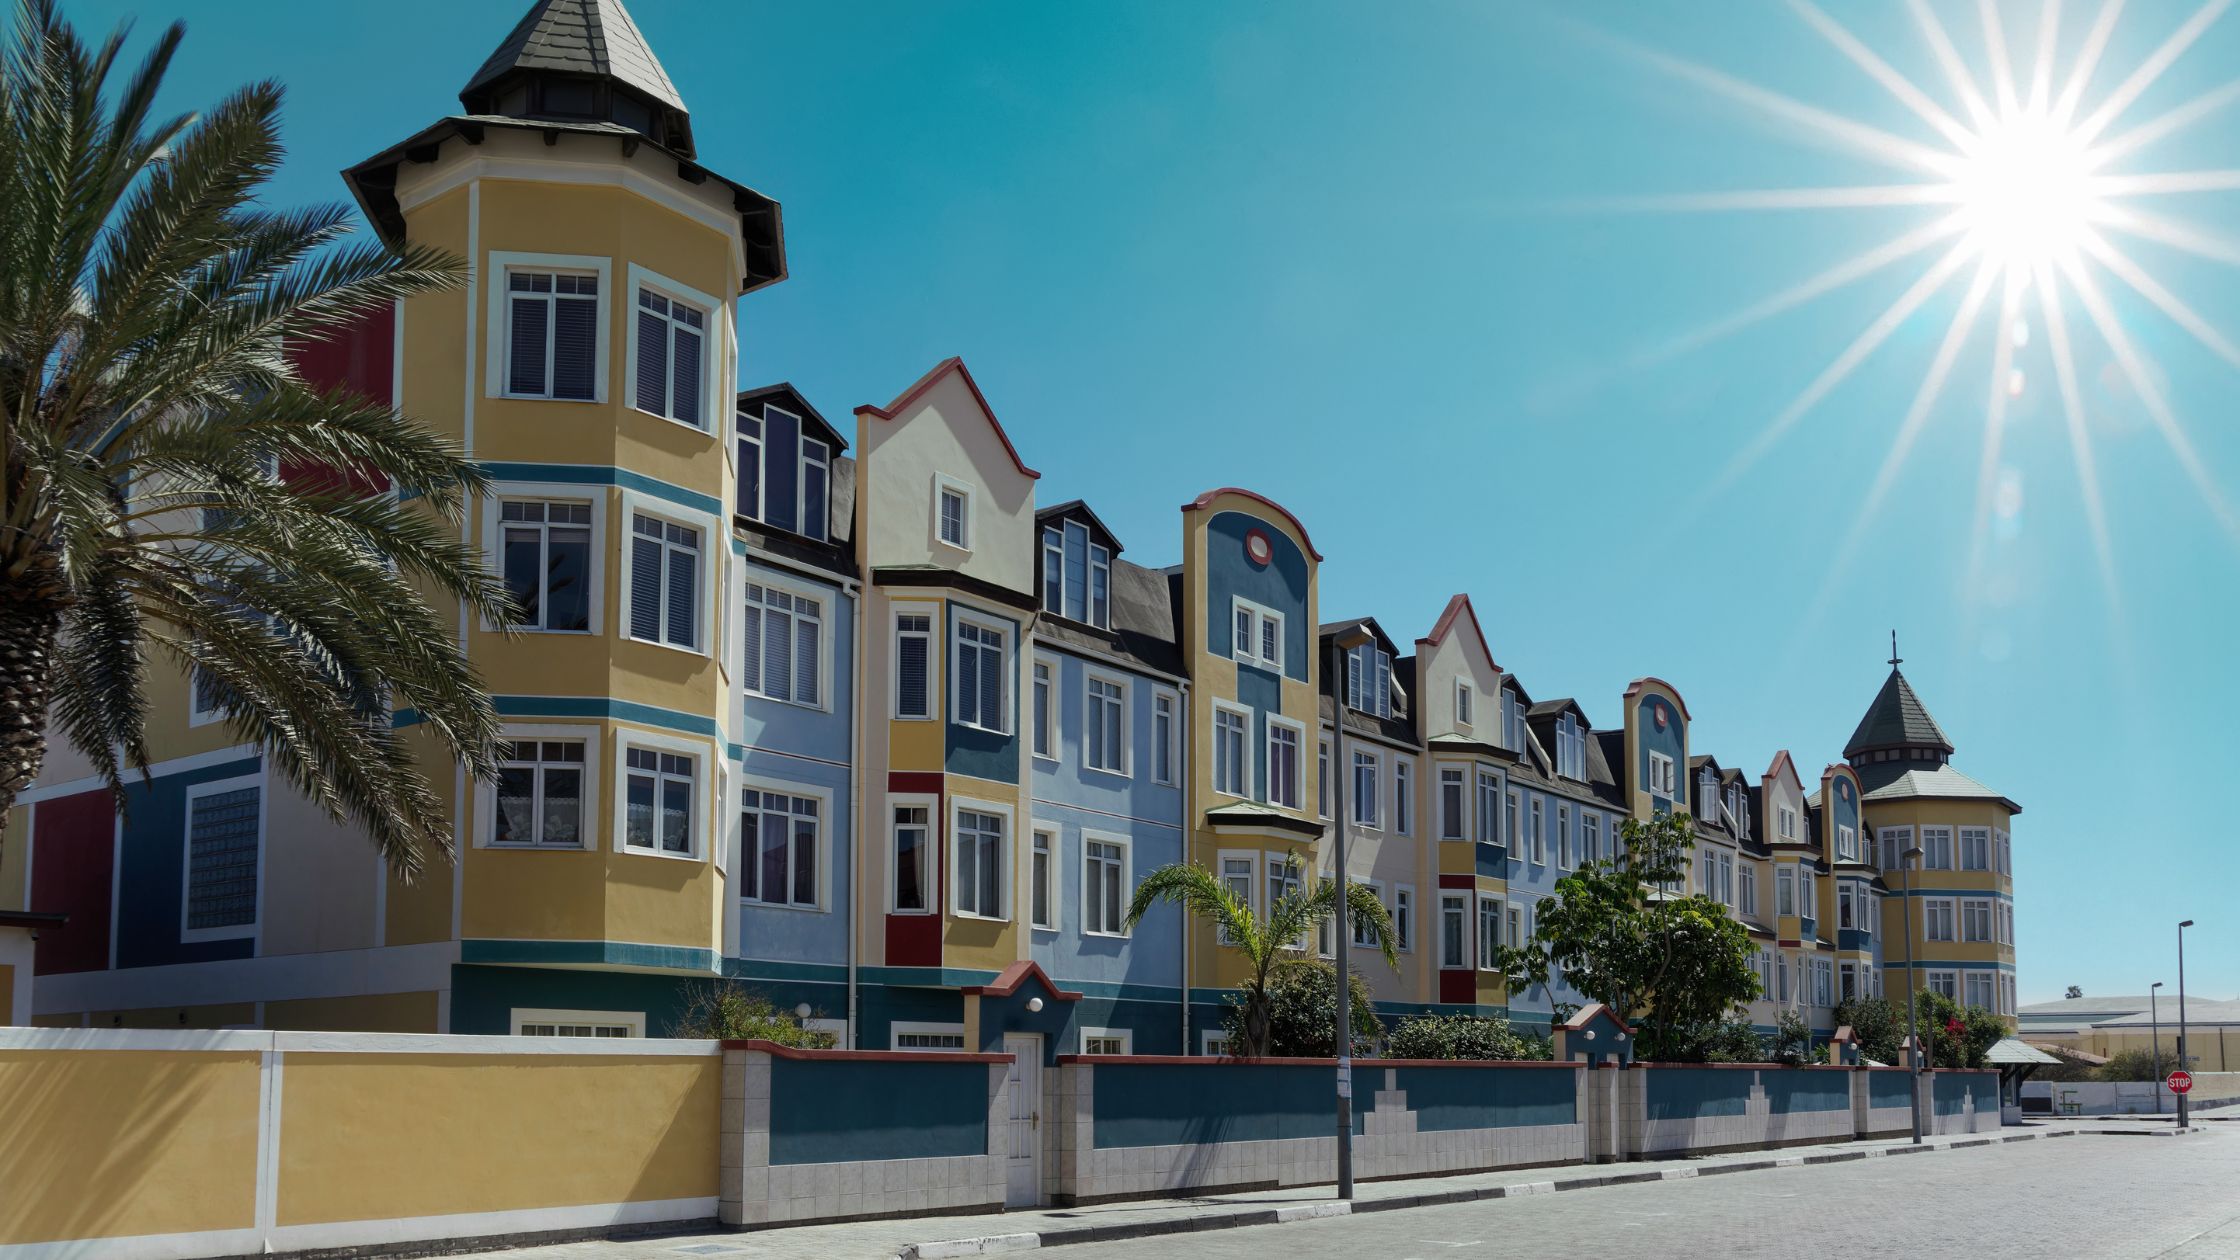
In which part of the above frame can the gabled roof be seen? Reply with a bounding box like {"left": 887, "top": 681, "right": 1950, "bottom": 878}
{"left": 1417, "top": 593, "right": 1499, "bottom": 673}
{"left": 1845, "top": 667, "right": 1953, "bottom": 758}
{"left": 854, "top": 357, "right": 1041, "bottom": 480}
{"left": 1764, "top": 750, "right": 1803, "bottom": 790}
{"left": 464, "top": 0, "right": 685, "bottom": 113}
{"left": 1319, "top": 615, "right": 1400, "bottom": 659}
{"left": 738, "top": 382, "right": 845, "bottom": 452}
{"left": 1527, "top": 697, "right": 1588, "bottom": 724}
{"left": 1035, "top": 499, "right": 1124, "bottom": 556}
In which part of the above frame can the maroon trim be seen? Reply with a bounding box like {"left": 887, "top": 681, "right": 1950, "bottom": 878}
{"left": 1439, "top": 968, "right": 1476, "bottom": 1005}
{"left": 1178, "top": 487, "right": 1325, "bottom": 561}
{"left": 1437, "top": 873, "right": 1477, "bottom": 890}
{"left": 1632, "top": 1061, "right": 1857, "bottom": 1071}
{"left": 1764, "top": 750, "right": 1801, "bottom": 789}
{"left": 1417, "top": 593, "right": 1500, "bottom": 674}
{"left": 727, "top": 1039, "right": 1009, "bottom": 1064}
{"left": 960, "top": 960, "right": 1084, "bottom": 1002}
{"left": 884, "top": 770, "right": 946, "bottom": 967}
{"left": 1055, "top": 1054, "right": 1580, "bottom": 1069}
{"left": 1624, "top": 676, "right": 1693, "bottom": 722}
{"left": 853, "top": 357, "right": 1042, "bottom": 479}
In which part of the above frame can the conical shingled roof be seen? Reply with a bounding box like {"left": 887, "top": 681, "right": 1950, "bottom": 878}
{"left": 462, "top": 0, "right": 686, "bottom": 114}
{"left": 1844, "top": 668, "right": 1952, "bottom": 759}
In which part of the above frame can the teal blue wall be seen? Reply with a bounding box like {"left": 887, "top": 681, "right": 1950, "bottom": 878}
{"left": 1634, "top": 696, "right": 1685, "bottom": 809}
{"left": 1933, "top": 1072, "right": 1998, "bottom": 1116}
{"left": 450, "top": 965, "right": 711, "bottom": 1035}
{"left": 1761, "top": 1069, "right": 1851, "bottom": 1113}
{"left": 1092, "top": 1062, "right": 1363, "bottom": 1149}
{"left": 769, "top": 1058, "right": 988, "bottom": 1164}
{"left": 1869, "top": 1070, "right": 1914, "bottom": 1108}
{"left": 1643, "top": 1068, "right": 1751, "bottom": 1120}
{"left": 1392, "top": 1066, "right": 1577, "bottom": 1131}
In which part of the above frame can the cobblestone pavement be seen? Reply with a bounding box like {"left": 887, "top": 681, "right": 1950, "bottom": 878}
{"left": 1058, "top": 1126, "right": 2240, "bottom": 1259}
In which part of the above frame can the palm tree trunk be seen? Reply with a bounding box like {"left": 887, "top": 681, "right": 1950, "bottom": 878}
{"left": 0, "top": 585, "right": 61, "bottom": 862}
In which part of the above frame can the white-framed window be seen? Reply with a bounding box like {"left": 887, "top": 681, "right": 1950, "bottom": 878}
{"left": 1528, "top": 797, "right": 1545, "bottom": 864}
{"left": 1439, "top": 892, "right": 1469, "bottom": 969}
{"left": 1697, "top": 769, "right": 1720, "bottom": 823}
{"left": 1344, "top": 642, "right": 1395, "bottom": 719}
{"left": 513, "top": 1009, "right": 641, "bottom": 1038}
{"left": 1031, "top": 826, "right": 1057, "bottom": 931}
{"left": 1924, "top": 897, "right": 1956, "bottom": 942}
{"left": 1218, "top": 851, "right": 1257, "bottom": 947}
{"left": 1959, "top": 827, "right": 1990, "bottom": 870}
{"left": 893, "top": 1022, "right": 969, "bottom": 1051}
{"left": 1648, "top": 751, "right": 1676, "bottom": 799}
{"left": 1351, "top": 747, "right": 1381, "bottom": 829}
{"left": 1777, "top": 867, "right": 1796, "bottom": 916}
{"left": 1477, "top": 896, "right": 1501, "bottom": 971}
{"left": 1555, "top": 714, "right": 1587, "bottom": 780}
{"left": 934, "top": 475, "right": 973, "bottom": 551}
{"left": 951, "top": 798, "right": 1012, "bottom": 920}
{"left": 1995, "top": 829, "right": 2011, "bottom": 876}
{"left": 1739, "top": 862, "right": 1757, "bottom": 918}
{"left": 1032, "top": 657, "right": 1057, "bottom": 761}
{"left": 1718, "top": 851, "right": 1734, "bottom": 906}
{"left": 742, "top": 576, "right": 826, "bottom": 709}
{"left": 1265, "top": 852, "right": 1304, "bottom": 950}
{"left": 1084, "top": 670, "right": 1129, "bottom": 775}
{"left": 1393, "top": 757, "right": 1413, "bottom": 835}
{"left": 892, "top": 605, "right": 936, "bottom": 720}
{"left": 1439, "top": 767, "right": 1466, "bottom": 840}
{"left": 1877, "top": 825, "right": 1910, "bottom": 867}
{"left": 889, "top": 797, "right": 933, "bottom": 914}
{"left": 1800, "top": 867, "right": 1817, "bottom": 922}
{"left": 1318, "top": 738, "right": 1332, "bottom": 817}
{"left": 1041, "top": 519, "right": 1112, "bottom": 629}
{"left": 1506, "top": 691, "right": 1529, "bottom": 755}
{"left": 1509, "top": 900, "right": 1526, "bottom": 950}
{"left": 1393, "top": 885, "right": 1414, "bottom": 952}
{"left": 1837, "top": 882, "right": 1856, "bottom": 929}
{"left": 951, "top": 613, "right": 1011, "bottom": 734}
{"left": 490, "top": 731, "right": 594, "bottom": 849}
{"left": 1815, "top": 958, "right": 1835, "bottom": 1007}
{"left": 1927, "top": 970, "right": 1958, "bottom": 1001}
{"left": 740, "top": 780, "right": 826, "bottom": 910}
{"left": 1201, "top": 1030, "right": 1233, "bottom": 1056}
{"left": 627, "top": 268, "right": 716, "bottom": 430}
{"left": 736, "top": 404, "right": 830, "bottom": 541}
{"left": 497, "top": 498, "right": 596, "bottom": 632}
{"left": 1212, "top": 703, "right": 1251, "bottom": 798}
{"left": 1500, "top": 783, "right": 1517, "bottom": 849}
{"left": 1556, "top": 803, "right": 1572, "bottom": 868}
{"left": 1349, "top": 880, "right": 1384, "bottom": 949}
{"left": 1083, "top": 831, "right": 1130, "bottom": 936}
{"left": 1836, "top": 824, "right": 1858, "bottom": 862}
{"left": 1777, "top": 957, "right": 1791, "bottom": 1003}
{"left": 1780, "top": 807, "right": 1799, "bottom": 842}
{"left": 1151, "top": 689, "right": 1177, "bottom": 786}
{"left": 1583, "top": 812, "right": 1602, "bottom": 864}
{"left": 1921, "top": 826, "right": 1954, "bottom": 870}
{"left": 180, "top": 774, "right": 262, "bottom": 943}
{"left": 1961, "top": 898, "right": 1993, "bottom": 942}
{"left": 490, "top": 252, "right": 609, "bottom": 403}
{"left": 624, "top": 505, "right": 706, "bottom": 652}
{"left": 1267, "top": 716, "right": 1303, "bottom": 809}
{"left": 1455, "top": 680, "right": 1474, "bottom": 728}
{"left": 1081, "top": 1027, "right": 1132, "bottom": 1056}
{"left": 1965, "top": 972, "right": 1993, "bottom": 1010}
{"left": 1231, "top": 596, "right": 1284, "bottom": 673}
{"left": 619, "top": 734, "right": 704, "bottom": 858}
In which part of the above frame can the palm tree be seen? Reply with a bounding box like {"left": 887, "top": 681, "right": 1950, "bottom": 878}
{"left": 0, "top": 2, "right": 506, "bottom": 876}
{"left": 1126, "top": 851, "right": 1398, "bottom": 1057}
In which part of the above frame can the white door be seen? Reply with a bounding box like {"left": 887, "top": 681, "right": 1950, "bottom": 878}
{"left": 1003, "top": 1034, "right": 1043, "bottom": 1208}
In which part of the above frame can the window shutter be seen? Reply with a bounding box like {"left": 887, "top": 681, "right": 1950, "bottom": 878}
{"left": 673, "top": 322, "right": 703, "bottom": 426}
{"left": 898, "top": 628, "right": 928, "bottom": 717}
{"left": 630, "top": 532, "right": 663, "bottom": 640}
{"left": 509, "top": 295, "right": 547, "bottom": 395}
{"left": 636, "top": 302, "right": 668, "bottom": 414}
{"left": 664, "top": 543, "right": 695, "bottom": 648}
{"left": 553, "top": 293, "right": 597, "bottom": 400}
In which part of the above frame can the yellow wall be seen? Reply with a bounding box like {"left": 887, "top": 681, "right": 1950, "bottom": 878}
{"left": 277, "top": 1051, "right": 719, "bottom": 1225}
{"left": 0, "top": 1049, "right": 260, "bottom": 1245}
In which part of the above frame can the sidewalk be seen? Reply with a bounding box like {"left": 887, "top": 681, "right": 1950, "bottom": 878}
{"left": 499, "top": 1124, "right": 2113, "bottom": 1260}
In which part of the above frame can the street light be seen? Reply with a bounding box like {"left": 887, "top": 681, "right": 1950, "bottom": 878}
{"left": 2177, "top": 920, "right": 2193, "bottom": 1130}
{"left": 1326, "top": 625, "right": 1373, "bottom": 1200}
{"left": 2150, "top": 981, "right": 2164, "bottom": 1117}
{"left": 1900, "top": 843, "right": 1924, "bottom": 1144}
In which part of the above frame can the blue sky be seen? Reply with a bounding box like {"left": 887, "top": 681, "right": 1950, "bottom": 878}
{"left": 84, "top": 0, "right": 2238, "bottom": 1002}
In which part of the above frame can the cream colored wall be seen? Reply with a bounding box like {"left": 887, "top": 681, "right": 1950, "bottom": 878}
{"left": 262, "top": 781, "right": 382, "bottom": 956}
{"left": 1414, "top": 604, "right": 1500, "bottom": 743}
{"left": 860, "top": 371, "right": 1038, "bottom": 593}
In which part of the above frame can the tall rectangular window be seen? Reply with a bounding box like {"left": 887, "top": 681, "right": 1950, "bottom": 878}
{"left": 1648, "top": 751, "right": 1676, "bottom": 799}
{"left": 1040, "top": 521, "right": 1113, "bottom": 630}
{"left": 1739, "top": 863, "right": 1756, "bottom": 918}
{"left": 741, "top": 789, "right": 819, "bottom": 908}
{"left": 1959, "top": 827, "right": 1990, "bottom": 870}
{"left": 954, "top": 809, "right": 1006, "bottom": 918}
{"left": 938, "top": 485, "right": 969, "bottom": 549}
{"left": 1962, "top": 898, "right": 1993, "bottom": 942}
{"left": 624, "top": 747, "right": 695, "bottom": 855}
{"left": 628, "top": 513, "right": 699, "bottom": 649}
{"left": 1583, "top": 813, "right": 1601, "bottom": 863}
{"left": 1031, "top": 828, "right": 1054, "bottom": 930}
{"left": 1477, "top": 897, "right": 1500, "bottom": 971}
{"left": 800, "top": 439, "right": 829, "bottom": 542}
{"left": 1352, "top": 749, "right": 1379, "bottom": 828}
{"left": 184, "top": 784, "right": 260, "bottom": 934}
{"left": 1268, "top": 722, "right": 1301, "bottom": 809}
{"left": 1394, "top": 760, "right": 1412, "bottom": 835}
{"left": 1556, "top": 804, "right": 1572, "bottom": 867}
{"left": 891, "top": 805, "right": 929, "bottom": 912}
{"left": 1152, "top": 692, "right": 1176, "bottom": 785}
{"left": 1085, "top": 674, "right": 1127, "bottom": 774}
{"left": 500, "top": 500, "right": 591, "bottom": 631}
{"left": 1836, "top": 825, "right": 1858, "bottom": 862}
{"left": 1440, "top": 768, "right": 1465, "bottom": 840}
{"left": 952, "top": 618, "right": 1007, "bottom": 733}
{"left": 1220, "top": 855, "right": 1254, "bottom": 945}
{"left": 1777, "top": 867, "right": 1796, "bottom": 916}
{"left": 633, "top": 287, "right": 705, "bottom": 427}
{"left": 1084, "top": 837, "right": 1127, "bottom": 935}
{"left": 1921, "top": 826, "right": 1954, "bottom": 870}
{"left": 1440, "top": 893, "right": 1468, "bottom": 969}
{"left": 1032, "top": 660, "right": 1055, "bottom": 761}
{"left": 1529, "top": 798, "right": 1545, "bottom": 864}
{"left": 1925, "top": 898, "right": 1956, "bottom": 941}
{"left": 1502, "top": 787, "right": 1518, "bottom": 850}
{"left": 1318, "top": 739, "right": 1331, "bottom": 817}
{"left": 506, "top": 270, "right": 597, "bottom": 400}
{"left": 1455, "top": 682, "right": 1473, "bottom": 727}
{"left": 1393, "top": 887, "right": 1413, "bottom": 951}
{"left": 894, "top": 612, "right": 932, "bottom": 719}
{"left": 1214, "top": 708, "right": 1249, "bottom": 797}
{"left": 1464, "top": 771, "right": 1494, "bottom": 845}
{"left": 494, "top": 739, "right": 585, "bottom": 847}
{"left": 742, "top": 582, "right": 822, "bottom": 707}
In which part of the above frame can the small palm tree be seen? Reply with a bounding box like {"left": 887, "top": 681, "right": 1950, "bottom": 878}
{"left": 1126, "top": 851, "right": 1397, "bottom": 1057}
{"left": 0, "top": 3, "right": 505, "bottom": 875}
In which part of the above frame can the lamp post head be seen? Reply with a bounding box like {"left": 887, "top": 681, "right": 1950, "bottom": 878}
{"left": 2153, "top": 981, "right": 2164, "bottom": 991}
{"left": 2179, "top": 919, "right": 2194, "bottom": 929}
{"left": 1904, "top": 846, "right": 1924, "bottom": 864}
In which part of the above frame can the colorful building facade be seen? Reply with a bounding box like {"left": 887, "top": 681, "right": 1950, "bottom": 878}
{"left": 0, "top": 0, "right": 2022, "bottom": 1049}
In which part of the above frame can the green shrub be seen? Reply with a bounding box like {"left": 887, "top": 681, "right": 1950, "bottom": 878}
{"left": 1831, "top": 995, "right": 1905, "bottom": 1064}
{"left": 669, "top": 981, "right": 836, "bottom": 1047}
{"left": 1387, "top": 1014, "right": 1552, "bottom": 1061}
{"left": 1223, "top": 960, "right": 1381, "bottom": 1057}
{"left": 1769, "top": 1010, "right": 1812, "bottom": 1066}
{"left": 1695, "top": 1019, "right": 1771, "bottom": 1063}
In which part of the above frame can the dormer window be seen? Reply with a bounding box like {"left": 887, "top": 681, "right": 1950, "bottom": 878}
{"left": 1698, "top": 769, "right": 1719, "bottom": 823}
{"left": 1344, "top": 643, "right": 1394, "bottom": 719}
{"left": 1040, "top": 519, "right": 1111, "bottom": 629}
{"left": 737, "top": 404, "right": 830, "bottom": 543}
{"left": 1455, "top": 681, "right": 1473, "bottom": 728}
{"left": 1501, "top": 689, "right": 1528, "bottom": 755}
{"left": 1555, "top": 714, "right": 1586, "bottom": 780}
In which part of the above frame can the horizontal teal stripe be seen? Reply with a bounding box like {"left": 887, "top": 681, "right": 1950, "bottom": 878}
{"left": 395, "top": 696, "right": 721, "bottom": 739}
{"left": 725, "top": 958, "right": 851, "bottom": 985}
{"left": 481, "top": 462, "right": 724, "bottom": 516}
{"left": 1886, "top": 959, "right": 2017, "bottom": 972}
{"left": 461, "top": 938, "right": 721, "bottom": 973}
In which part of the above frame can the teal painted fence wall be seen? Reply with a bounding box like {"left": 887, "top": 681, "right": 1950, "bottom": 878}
{"left": 1392, "top": 1065, "right": 1578, "bottom": 1132}
{"left": 1643, "top": 1068, "right": 1753, "bottom": 1121}
{"left": 1868, "top": 1070, "right": 1915, "bottom": 1108}
{"left": 770, "top": 1058, "right": 988, "bottom": 1165}
{"left": 1091, "top": 1063, "right": 1365, "bottom": 1150}
{"left": 1761, "top": 1069, "right": 1851, "bottom": 1114}
{"left": 1932, "top": 1071, "right": 1999, "bottom": 1116}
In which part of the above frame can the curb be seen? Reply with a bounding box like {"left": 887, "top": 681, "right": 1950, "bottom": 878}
{"left": 895, "top": 1130, "right": 2065, "bottom": 1258}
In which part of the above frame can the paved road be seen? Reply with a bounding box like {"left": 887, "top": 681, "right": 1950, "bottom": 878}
{"left": 1058, "top": 1130, "right": 2240, "bottom": 1259}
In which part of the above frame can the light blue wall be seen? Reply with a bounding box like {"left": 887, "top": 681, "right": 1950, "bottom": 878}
{"left": 1027, "top": 646, "right": 1184, "bottom": 995}
{"left": 1502, "top": 783, "right": 1622, "bottom": 1027}
{"left": 734, "top": 559, "right": 854, "bottom": 972}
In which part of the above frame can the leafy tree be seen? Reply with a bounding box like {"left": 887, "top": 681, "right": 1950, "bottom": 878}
{"left": 1769, "top": 1009, "right": 1812, "bottom": 1066}
{"left": 0, "top": 2, "right": 499, "bottom": 874}
{"left": 1499, "top": 810, "right": 1760, "bottom": 1060}
{"left": 2064, "top": 985, "right": 2084, "bottom": 1000}
{"left": 670, "top": 982, "right": 836, "bottom": 1048}
{"left": 1127, "top": 852, "right": 1396, "bottom": 1057}
{"left": 1227, "top": 960, "right": 1380, "bottom": 1057}
{"left": 1695, "top": 1018, "right": 1770, "bottom": 1063}
{"left": 2099, "top": 1047, "right": 2193, "bottom": 1082}
{"left": 1387, "top": 1014, "right": 1551, "bottom": 1061}
{"left": 1832, "top": 995, "right": 1905, "bottom": 1064}
{"left": 1911, "top": 989, "right": 2005, "bottom": 1068}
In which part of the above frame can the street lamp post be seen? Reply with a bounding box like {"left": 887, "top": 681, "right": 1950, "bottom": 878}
{"left": 1900, "top": 844, "right": 1924, "bottom": 1144}
{"left": 2150, "top": 981, "right": 2164, "bottom": 1117}
{"left": 2177, "top": 920, "right": 2193, "bottom": 1130}
{"left": 1327, "top": 628, "right": 1372, "bottom": 1200}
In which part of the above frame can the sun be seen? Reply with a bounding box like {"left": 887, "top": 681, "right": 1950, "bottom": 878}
{"left": 1952, "top": 106, "right": 2100, "bottom": 275}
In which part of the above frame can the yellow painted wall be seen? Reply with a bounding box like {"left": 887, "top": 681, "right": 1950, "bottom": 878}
{"left": 266, "top": 992, "right": 440, "bottom": 1033}
{"left": 384, "top": 737, "right": 461, "bottom": 947}
{"left": 0, "top": 1049, "right": 260, "bottom": 1245}
{"left": 276, "top": 1052, "right": 719, "bottom": 1225}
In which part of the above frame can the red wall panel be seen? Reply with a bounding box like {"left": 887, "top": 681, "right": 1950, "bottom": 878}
{"left": 31, "top": 789, "right": 114, "bottom": 975}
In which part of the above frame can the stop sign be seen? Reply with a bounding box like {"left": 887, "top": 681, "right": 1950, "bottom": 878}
{"left": 2168, "top": 1070, "right": 2195, "bottom": 1095}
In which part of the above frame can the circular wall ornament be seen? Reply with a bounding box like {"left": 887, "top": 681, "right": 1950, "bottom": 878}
{"left": 1652, "top": 701, "right": 1667, "bottom": 730}
{"left": 1244, "top": 528, "right": 1273, "bottom": 567}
